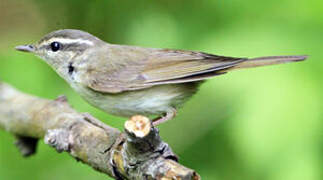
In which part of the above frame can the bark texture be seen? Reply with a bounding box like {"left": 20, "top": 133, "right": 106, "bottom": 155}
{"left": 0, "top": 82, "right": 200, "bottom": 180}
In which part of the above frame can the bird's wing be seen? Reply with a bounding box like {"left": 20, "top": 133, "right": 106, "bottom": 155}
{"left": 83, "top": 45, "right": 246, "bottom": 93}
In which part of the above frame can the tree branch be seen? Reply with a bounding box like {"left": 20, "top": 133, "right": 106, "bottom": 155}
{"left": 0, "top": 81, "right": 200, "bottom": 180}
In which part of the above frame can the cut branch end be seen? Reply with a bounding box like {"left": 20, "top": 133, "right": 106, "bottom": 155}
{"left": 125, "top": 115, "right": 151, "bottom": 138}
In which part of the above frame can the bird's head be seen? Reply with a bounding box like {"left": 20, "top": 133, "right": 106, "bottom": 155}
{"left": 15, "top": 29, "right": 106, "bottom": 82}
{"left": 15, "top": 29, "right": 104, "bottom": 70}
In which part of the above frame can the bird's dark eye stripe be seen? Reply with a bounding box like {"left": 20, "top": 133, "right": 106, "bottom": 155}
{"left": 44, "top": 42, "right": 89, "bottom": 52}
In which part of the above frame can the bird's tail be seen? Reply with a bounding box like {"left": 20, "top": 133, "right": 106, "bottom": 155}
{"left": 229, "top": 55, "right": 307, "bottom": 71}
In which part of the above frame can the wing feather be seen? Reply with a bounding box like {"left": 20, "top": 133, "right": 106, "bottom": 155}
{"left": 84, "top": 45, "right": 245, "bottom": 93}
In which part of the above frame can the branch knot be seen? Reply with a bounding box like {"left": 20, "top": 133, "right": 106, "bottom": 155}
{"left": 45, "top": 129, "right": 72, "bottom": 153}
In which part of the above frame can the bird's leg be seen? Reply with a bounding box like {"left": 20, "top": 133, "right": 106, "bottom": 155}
{"left": 152, "top": 108, "right": 177, "bottom": 126}
{"left": 82, "top": 113, "right": 112, "bottom": 131}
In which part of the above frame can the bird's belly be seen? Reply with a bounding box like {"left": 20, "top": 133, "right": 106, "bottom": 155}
{"left": 72, "top": 83, "right": 199, "bottom": 117}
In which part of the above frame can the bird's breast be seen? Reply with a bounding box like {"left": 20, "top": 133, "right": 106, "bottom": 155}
{"left": 69, "top": 82, "right": 199, "bottom": 117}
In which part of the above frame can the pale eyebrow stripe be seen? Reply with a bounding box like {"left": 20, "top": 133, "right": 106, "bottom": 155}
{"left": 42, "top": 38, "right": 94, "bottom": 46}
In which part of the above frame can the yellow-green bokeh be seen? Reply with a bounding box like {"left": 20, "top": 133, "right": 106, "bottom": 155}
{"left": 0, "top": 0, "right": 322, "bottom": 179}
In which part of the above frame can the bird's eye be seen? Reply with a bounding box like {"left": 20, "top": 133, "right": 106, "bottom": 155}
{"left": 50, "top": 42, "right": 61, "bottom": 52}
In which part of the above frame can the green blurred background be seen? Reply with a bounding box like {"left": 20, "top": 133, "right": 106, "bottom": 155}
{"left": 0, "top": 0, "right": 322, "bottom": 179}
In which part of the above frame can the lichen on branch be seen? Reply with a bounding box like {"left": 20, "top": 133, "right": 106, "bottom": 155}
{"left": 0, "top": 82, "right": 200, "bottom": 180}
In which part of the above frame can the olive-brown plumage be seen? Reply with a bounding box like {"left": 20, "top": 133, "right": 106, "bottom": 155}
{"left": 15, "top": 29, "right": 307, "bottom": 125}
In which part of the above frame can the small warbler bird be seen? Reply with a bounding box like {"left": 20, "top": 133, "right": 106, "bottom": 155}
{"left": 16, "top": 29, "right": 307, "bottom": 125}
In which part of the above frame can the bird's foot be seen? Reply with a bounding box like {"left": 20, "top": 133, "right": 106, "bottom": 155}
{"left": 152, "top": 108, "right": 177, "bottom": 126}
{"left": 82, "top": 113, "right": 111, "bottom": 131}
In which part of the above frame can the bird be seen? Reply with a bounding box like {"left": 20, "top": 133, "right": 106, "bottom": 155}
{"left": 15, "top": 29, "right": 307, "bottom": 125}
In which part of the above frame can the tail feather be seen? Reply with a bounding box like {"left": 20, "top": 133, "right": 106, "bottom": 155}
{"left": 230, "top": 55, "right": 307, "bottom": 70}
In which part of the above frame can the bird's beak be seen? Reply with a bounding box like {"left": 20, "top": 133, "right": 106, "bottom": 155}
{"left": 15, "top": 45, "right": 35, "bottom": 53}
